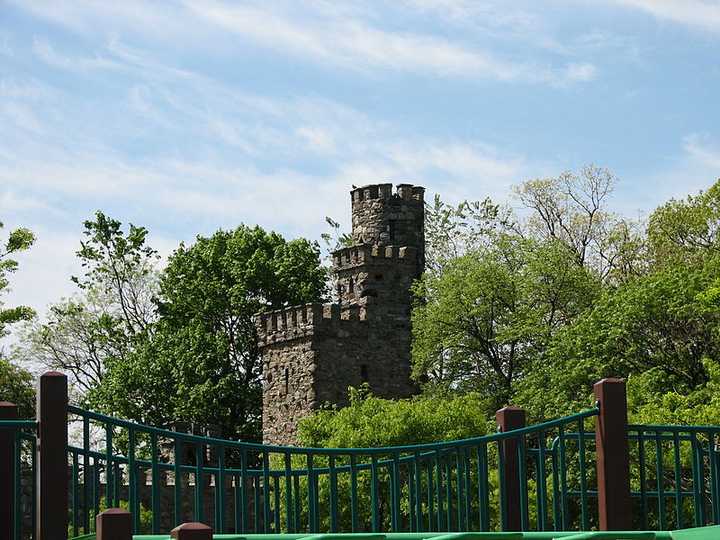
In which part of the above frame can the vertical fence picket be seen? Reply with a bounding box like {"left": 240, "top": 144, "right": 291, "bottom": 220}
{"left": 391, "top": 452, "right": 400, "bottom": 531}
{"left": 105, "top": 424, "right": 113, "bottom": 509}
{"left": 537, "top": 432, "right": 547, "bottom": 531}
{"left": 307, "top": 452, "right": 317, "bottom": 532}
{"left": 435, "top": 449, "right": 443, "bottom": 531}
{"left": 370, "top": 454, "right": 379, "bottom": 531}
{"left": 477, "top": 443, "right": 489, "bottom": 531}
{"left": 218, "top": 446, "right": 226, "bottom": 533}
{"left": 262, "top": 450, "right": 271, "bottom": 532}
{"left": 638, "top": 430, "right": 648, "bottom": 530}
{"left": 711, "top": 432, "right": 720, "bottom": 525}
{"left": 690, "top": 432, "right": 704, "bottom": 527}
{"left": 414, "top": 451, "right": 422, "bottom": 532}
{"left": 284, "top": 451, "right": 294, "bottom": 533}
{"left": 329, "top": 454, "right": 338, "bottom": 532}
{"left": 151, "top": 432, "right": 160, "bottom": 534}
{"left": 72, "top": 450, "right": 78, "bottom": 537}
{"left": 240, "top": 448, "right": 248, "bottom": 533}
{"left": 174, "top": 438, "right": 182, "bottom": 526}
{"left": 578, "top": 419, "right": 588, "bottom": 530}
{"left": 673, "top": 432, "right": 682, "bottom": 529}
{"left": 128, "top": 427, "right": 137, "bottom": 533}
{"left": 82, "top": 416, "right": 90, "bottom": 534}
{"left": 558, "top": 424, "right": 568, "bottom": 530}
{"left": 655, "top": 432, "right": 666, "bottom": 530}
{"left": 11, "top": 421, "right": 20, "bottom": 540}
{"left": 195, "top": 442, "right": 205, "bottom": 523}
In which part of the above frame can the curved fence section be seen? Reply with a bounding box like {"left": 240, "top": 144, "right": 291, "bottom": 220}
{"left": 627, "top": 424, "right": 720, "bottom": 531}
{"left": 63, "top": 404, "right": 600, "bottom": 537}
{"left": 4, "top": 373, "right": 720, "bottom": 540}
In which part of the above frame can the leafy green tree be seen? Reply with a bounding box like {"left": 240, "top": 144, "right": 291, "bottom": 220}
{"left": 516, "top": 254, "right": 720, "bottom": 421}
{"left": 424, "top": 194, "right": 516, "bottom": 275}
{"left": 412, "top": 236, "right": 598, "bottom": 409}
{"left": 294, "top": 389, "right": 498, "bottom": 532}
{"left": 89, "top": 225, "right": 327, "bottom": 440}
{"left": 23, "top": 212, "right": 158, "bottom": 393}
{"left": 514, "top": 165, "right": 645, "bottom": 282}
{"left": 298, "top": 386, "right": 490, "bottom": 448}
{"left": 648, "top": 179, "right": 720, "bottom": 266}
{"left": 0, "top": 220, "right": 36, "bottom": 417}
{"left": 0, "top": 358, "right": 35, "bottom": 417}
{"left": 0, "top": 221, "right": 36, "bottom": 337}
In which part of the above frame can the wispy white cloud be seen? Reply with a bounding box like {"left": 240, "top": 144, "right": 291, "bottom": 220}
{"left": 14, "top": 0, "right": 598, "bottom": 86}
{"left": 614, "top": 0, "right": 720, "bottom": 33}
{"left": 32, "top": 38, "right": 121, "bottom": 72}
{"left": 684, "top": 134, "right": 720, "bottom": 169}
{"left": 184, "top": 1, "right": 596, "bottom": 86}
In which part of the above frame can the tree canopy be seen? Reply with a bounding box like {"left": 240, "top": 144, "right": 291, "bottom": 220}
{"left": 87, "top": 225, "right": 327, "bottom": 440}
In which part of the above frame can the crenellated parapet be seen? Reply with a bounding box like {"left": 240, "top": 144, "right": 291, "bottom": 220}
{"left": 255, "top": 302, "right": 366, "bottom": 347}
{"left": 332, "top": 244, "right": 418, "bottom": 271}
{"left": 350, "top": 183, "right": 424, "bottom": 204}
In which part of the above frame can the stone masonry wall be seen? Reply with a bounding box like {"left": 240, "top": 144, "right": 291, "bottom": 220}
{"left": 258, "top": 183, "right": 424, "bottom": 446}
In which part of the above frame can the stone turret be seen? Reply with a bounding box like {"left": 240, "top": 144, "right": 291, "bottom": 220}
{"left": 257, "top": 183, "right": 424, "bottom": 445}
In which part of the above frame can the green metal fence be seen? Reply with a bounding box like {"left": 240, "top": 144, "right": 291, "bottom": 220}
{"left": 1, "top": 418, "right": 37, "bottom": 540}
{"left": 542, "top": 425, "right": 720, "bottom": 533}
{"left": 626, "top": 424, "right": 720, "bottom": 531}
{"left": 59, "top": 405, "right": 600, "bottom": 536}
{"left": 3, "top": 374, "right": 720, "bottom": 539}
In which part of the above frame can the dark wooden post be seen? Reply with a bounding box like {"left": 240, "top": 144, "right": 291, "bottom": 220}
{"left": 594, "top": 378, "right": 632, "bottom": 531}
{"left": 0, "top": 402, "right": 18, "bottom": 540}
{"left": 96, "top": 508, "right": 131, "bottom": 540}
{"left": 496, "top": 406, "right": 526, "bottom": 531}
{"left": 171, "top": 522, "right": 213, "bottom": 540}
{"left": 36, "top": 371, "right": 68, "bottom": 540}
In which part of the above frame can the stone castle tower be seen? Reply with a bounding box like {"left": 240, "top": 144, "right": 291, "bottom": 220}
{"left": 256, "top": 183, "right": 425, "bottom": 445}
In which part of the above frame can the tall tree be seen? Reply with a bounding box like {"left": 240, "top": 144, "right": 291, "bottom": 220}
{"left": 88, "top": 225, "right": 327, "bottom": 440}
{"left": 0, "top": 220, "right": 36, "bottom": 339}
{"left": 515, "top": 253, "right": 720, "bottom": 421}
{"left": 0, "top": 220, "right": 36, "bottom": 417}
{"left": 412, "top": 236, "right": 598, "bottom": 409}
{"left": 648, "top": 179, "right": 720, "bottom": 265}
{"left": 514, "top": 165, "right": 645, "bottom": 282}
{"left": 23, "top": 212, "right": 159, "bottom": 393}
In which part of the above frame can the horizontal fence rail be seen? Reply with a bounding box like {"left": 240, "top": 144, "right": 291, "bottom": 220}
{"left": 3, "top": 373, "right": 720, "bottom": 540}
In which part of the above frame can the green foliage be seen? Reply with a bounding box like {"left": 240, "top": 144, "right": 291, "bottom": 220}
{"left": 424, "top": 194, "right": 515, "bottom": 274}
{"left": 291, "top": 389, "right": 494, "bottom": 532}
{"left": 298, "top": 387, "right": 491, "bottom": 448}
{"left": 412, "top": 236, "right": 598, "bottom": 409}
{"left": 516, "top": 252, "right": 720, "bottom": 421}
{"left": 0, "top": 221, "right": 36, "bottom": 337}
{"left": 89, "top": 225, "right": 327, "bottom": 440}
{"left": 0, "top": 358, "right": 35, "bottom": 417}
{"left": 22, "top": 212, "right": 158, "bottom": 393}
{"left": 648, "top": 179, "right": 720, "bottom": 265}
{"left": 627, "top": 360, "right": 720, "bottom": 426}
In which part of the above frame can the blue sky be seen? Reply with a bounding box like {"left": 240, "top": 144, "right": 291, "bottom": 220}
{"left": 1, "top": 0, "right": 720, "bottom": 324}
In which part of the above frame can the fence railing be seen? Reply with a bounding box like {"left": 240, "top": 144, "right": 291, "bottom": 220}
{"left": 1, "top": 374, "right": 719, "bottom": 539}
{"left": 0, "top": 402, "right": 37, "bottom": 540}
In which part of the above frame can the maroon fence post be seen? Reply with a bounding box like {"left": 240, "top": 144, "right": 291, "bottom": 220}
{"left": 171, "top": 522, "right": 213, "bottom": 540}
{"left": 36, "top": 371, "right": 68, "bottom": 540}
{"left": 96, "top": 508, "right": 131, "bottom": 540}
{"left": 496, "top": 405, "right": 526, "bottom": 531}
{"left": 0, "top": 402, "right": 18, "bottom": 540}
{"left": 594, "top": 378, "right": 632, "bottom": 531}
